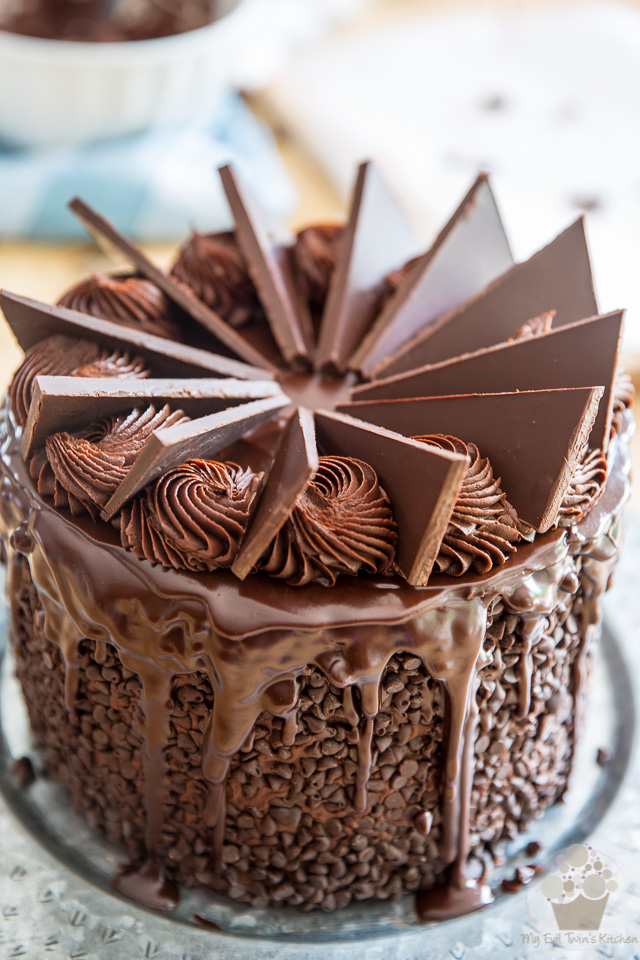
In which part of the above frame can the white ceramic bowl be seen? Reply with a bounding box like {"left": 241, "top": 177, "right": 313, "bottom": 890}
{"left": 0, "top": 2, "right": 245, "bottom": 148}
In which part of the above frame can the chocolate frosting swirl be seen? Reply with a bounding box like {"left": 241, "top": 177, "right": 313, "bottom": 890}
{"left": 510, "top": 310, "right": 555, "bottom": 341}
{"left": 611, "top": 369, "right": 635, "bottom": 436}
{"left": 30, "top": 406, "right": 189, "bottom": 520}
{"left": 120, "top": 459, "right": 263, "bottom": 572}
{"left": 58, "top": 274, "right": 180, "bottom": 340}
{"left": 258, "top": 456, "right": 397, "bottom": 587}
{"left": 171, "top": 231, "right": 263, "bottom": 328}
{"left": 413, "top": 435, "right": 535, "bottom": 577}
{"left": 557, "top": 447, "right": 607, "bottom": 526}
{"left": 9, "top": 334, "right": 150, "bottom": 428}
{"left": 292, "top": 225, "right": 344, "bottom": 313}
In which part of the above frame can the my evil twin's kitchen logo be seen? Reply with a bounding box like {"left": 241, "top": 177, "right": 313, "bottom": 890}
{"left": 523, "top": 843, "right": 636, "bottom": 950}
{"left": 541, "top": 843, "right": 617, "bottom": 929}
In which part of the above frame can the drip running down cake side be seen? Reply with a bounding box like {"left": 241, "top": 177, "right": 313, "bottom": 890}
{"left": 0, "top": 161, "right": 633, "bottom": 918}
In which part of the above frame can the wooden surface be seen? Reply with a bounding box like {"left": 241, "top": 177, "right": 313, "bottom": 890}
{"left": 0, "top": 0, "right": 638, "bottom": 512}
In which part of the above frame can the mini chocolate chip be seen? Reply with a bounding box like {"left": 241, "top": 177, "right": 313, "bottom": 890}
{"left": 270, "top": 806, "right": 301, "bottom": 829}
{"left": 10, "top": 756, "right": 35, "bottom": 787}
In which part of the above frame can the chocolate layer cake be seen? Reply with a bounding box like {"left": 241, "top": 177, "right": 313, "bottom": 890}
{"left": 0, "top": 163, "right": 633, "bottom": 918}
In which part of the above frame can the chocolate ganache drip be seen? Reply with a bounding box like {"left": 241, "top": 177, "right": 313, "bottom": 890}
{"left": 120, "top": 459, "right": 263, "bottom": 572}
{"left": 557, "top": 447, "right": 608, "bottom": 526}
{"left": 171, "top": 231, "right": 263, "bottom": 329}
{"left": 258, "top": 456, "right": 397, "bottom": 587}
{"left": 292, "top": 224, "right": 344, "bottom": 314}
{"left": 611, "top": 370, "right": 635, "bottom": 436}
{"left": 30, "top": 406, "right": 190, "bottom": 520}
{"left": 414, "top": 435, "right": 534, "bottom": 576}
{"left": 9, "top": 334, "right": 150, "bottom": 428}
{"left": 58, "top": 274, "right": 180, "bottom": 341}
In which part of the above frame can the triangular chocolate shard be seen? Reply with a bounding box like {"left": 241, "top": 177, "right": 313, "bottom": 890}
{"left": 101, "top": 394, "right": 289, "bottom": 520}
{"left": 377, "top": 218, "right": 597, "bottom": 376}
{"left": 0, "top": 290, "right": 270, "bottom": 382}
{"left": 236, "top": 318, "right": 284, "bottom": 371}
{"left": 219, "top": 165, "right": 314, "bottom": 368}
{"left": 352, "top": 311, "right": 624, "bottom": 452}
{"left": 338, "top": 387, "right": 603, "bottom": 532}
{"left": 351, "top": 174, "right": 513, "bottom": 378}
{"left": 68, "top": 197, "right": 277, "bottom": 373}
{"left": 316, "top": 161, "right": 419, "bottom": 373}
{"left": 231, "top": 408, "right": 318, "bottom": 581}
{"left": 314, "top": 411, "right": 468, "bottom": 585}
{"left": 22, "top": 376, "right": 283, "bottom": 459}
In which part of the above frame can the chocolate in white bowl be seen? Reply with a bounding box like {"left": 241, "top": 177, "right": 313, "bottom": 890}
{"left": 0, "top": 0, "right": 242, "bottom": 147}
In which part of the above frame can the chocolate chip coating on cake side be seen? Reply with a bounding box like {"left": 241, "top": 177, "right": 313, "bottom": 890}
{"left": 9, "top": 535, "right": 607, "bottom": 910}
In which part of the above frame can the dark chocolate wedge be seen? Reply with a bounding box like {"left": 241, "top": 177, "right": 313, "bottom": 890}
{"left": 101, "top": 394, "right": 289, "bottom": 520}
{"left": 352, "top": 311, "right": 623, "bottom": 452}
{"left": 315, "top": 411, "right": 468, "bottom": 585}
{"left": 0, "top": 291, "right": 269, "bottom": 381}
{"left": 232, "top": 408, "right": 318, "bottom": 580}
{"left": 219, "top": 164, "right": 314, "bottom": 368}
{"left": 338, "top": 387, "right": 603, "bottom": 532}
{"left": 316, "top": 161, "right": 419, "bottom": 373}
{"left": 377, "top": 218, "right": 597, "bottom": 376}
{"left": 351, "top": 174, "right": 513, "bottom": 378}
{"left": 68, "top": 197, "right": 276, "bottom": 372}
{"left": 22, "top": 376, "right": 283, "bottom": 458}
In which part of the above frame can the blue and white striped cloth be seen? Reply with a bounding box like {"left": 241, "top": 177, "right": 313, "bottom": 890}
{"left": 0, "top": 94, "right": 295, "bottom": 241}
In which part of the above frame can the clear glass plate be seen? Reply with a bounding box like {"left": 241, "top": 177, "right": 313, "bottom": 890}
{"left": 0, "top": 528, "right": 637, "bottom": 960}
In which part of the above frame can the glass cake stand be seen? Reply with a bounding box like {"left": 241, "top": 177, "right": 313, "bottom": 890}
{"left": 1, "top": 522, "right": 640, "bottom": 960}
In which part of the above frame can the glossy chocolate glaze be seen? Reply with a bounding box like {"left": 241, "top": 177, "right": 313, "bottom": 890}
{"left": 0, "top": 407, "right": 630, "bottom": 916}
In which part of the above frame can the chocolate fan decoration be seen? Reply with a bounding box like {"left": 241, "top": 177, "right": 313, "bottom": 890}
{"left": 351, "top": 173, "right": 513, "bottom": 378}
{"left": 68, "top": 197, "right": 277, "bottom": 372}
{"left": 376, "top": 217, "right": 598, "bottom": 377}
{"left": 1, "top": 162, "right": 617, "bottom": 586}
{"left": 22, "top": 376, "right": 283, "bottom": 459}
{"left": 316, "top": 161, "right": 420, "bottom": 373}
{"left": 339, "top": 388, "right": 604, "bottom": 532}
{"left": 219, "top": 164, "right": 315, "bottom": 368}
{"left": 0, "top": 290, "right": 269, "bottom": 381}
{"left": 101, "top": 394, "right": 290, "bottom": 520}
{"left": 314, "top": 411, "right": 468, "bottom": 585}
{"left": 351, "top": 311, "right": 623, "bottom": 452}
{"left": 232, "top": 408, "right": 318, "bottom": 580}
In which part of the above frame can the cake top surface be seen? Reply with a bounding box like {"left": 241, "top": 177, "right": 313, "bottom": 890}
{"left": 0, "top": 162, "right": 630, "bottom": 590}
